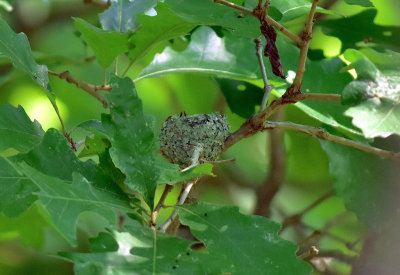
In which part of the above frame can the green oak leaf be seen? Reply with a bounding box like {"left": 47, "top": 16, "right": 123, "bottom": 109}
{"left": 345, "top": 0, "right": 374, "bottom": 7}
{"left": 102, "top": 75, "right": 158, "bottom": 208}
{"left": 99, "top": 0, "right": 159, "bottom": 32}
{"left": 342, "top": 55, "right": 400, "bottom": 138}
{"left": 0, "top": 155, "right": 37, "bottom": 217}
{"left": 157, "top": 160, "right": 214, "bottom": 185}
{"left": 141, "top": 27, "right": 358, "bottom": 135}
{"left": 18, "top": 163, "right": 133, "bottom": 246}
{"left": 14, "top": 129, "right": 127, "bottom": 198}
{"left": 78, "top": 135, "right": 110, "bottom": 157}
{"left": 0, "top": 104, "right": 44, "bottom": 153}
{"left": 60, "top": 222, "right": 193, "bottom": 275}
{"left": 0, "top": 17, "right": 49, "bottom": 89}
{"left": 320, "top": 141, "right": 399, "bottom": 230}
{"left": 320, "top": 10, "right": 400, "bottom": 52}
{"left": 246, "top": 0, "right": 334, "bottom": 22}
{"left": 178, "top": 202, "right": 312, "bottom": 275}
{"left": 165, "top": 0, "right": 260, "bottom": 38}
{"left": 128, "top": 2, "right": 197, "bottom": 66}
{"left": 75, "top": 119, "right": 111, "bottom": 157}
{"left": 74, "top": 17, "right": 129, "bottom": 68}
{"left": 138, "top": 26, "right": 261, "bottom": 80}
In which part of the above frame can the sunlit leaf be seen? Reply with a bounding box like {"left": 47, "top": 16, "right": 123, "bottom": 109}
{"left": 74, "top": 18, "right": 129, "bottom": 68}
{"left": 60, "top": 222, "right": 193, "bottom": 274}
{"left": 178, "top": 202, "right": 312, "bottom": 274}
{"left": 320, "top": 10, "right": 400, "bottom": 52}
{"left": 342, "top": 54, "right": 400, "bottom": 138}
{"left": 99, "top": 0, "right": 159, "bottom": 32}
{"left": 128, "top": 2, "right": 197, "bottom": 65}
{"left": 0, "top": 17, "right": 49, "bottom": 89}
{"left": 0, "top": 104, "right": 44, "bottom": 153}
{"left": 138, "top": 26, "right": 261, "bottom": 80}
{"left": 102, "top": 75, "right": 158, "bottom": 208}
{"left": 141, "top": 27, "right": 357, "bottom": 135}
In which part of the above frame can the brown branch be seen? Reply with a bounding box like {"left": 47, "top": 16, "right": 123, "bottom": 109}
{"left": 48, "top": 70, "right": 111, "bottom": 108}
{"left": 285, "top": 0, "right": 319, "bottom": 97}
{"left": 280, "top": 191, "right": 334, "bottom": 232}
{"left": 263, "top": 121, "right": 400, "bottom": 160}
{"left": 213, "top": 0, "right": 302, "bottom": 45}
{"left": 299, "top": 246, "right": 319, "bottom": 261}
{"left": 223, "top": 92, "right": 340, "bottom": 152}
{"left": 151, "top": 184, "right": 173, "bottom": 228}
{"left": 253, "top": 109, "right": 285, "bottom": 217}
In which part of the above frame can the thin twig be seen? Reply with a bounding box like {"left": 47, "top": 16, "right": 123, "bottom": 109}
{"left": 263, "top": 121, "right": 400, "bottom": 160}
{"left": 158, "top": 181, "right": 196, "bottom": 232}
{"left": 255, "top": 38, "right": 273, "bottom": 111}
{"left": 213, "top": 0, "right": 302, "bottom": 45}
{"left": 287, "top": 0, "right": 319, "bottom": 96}
{"left": 151, "top": 184, "right": 173, "bottom": 228}
{"left": 299, "top": 246, "right": 319, "bottom": 261}
{"left": 199, "top": 158, "right": 236, "bottom": 165}
{"left": 48, "top": 70, "right": 111, "bottom": 108}
{"left": 280, "top": 191, "right": 334, "bottom": 232}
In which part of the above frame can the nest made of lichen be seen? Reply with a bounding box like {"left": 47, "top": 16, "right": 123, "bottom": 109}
{"left": 159, "top": 112, "right": 230, "bottom": 166}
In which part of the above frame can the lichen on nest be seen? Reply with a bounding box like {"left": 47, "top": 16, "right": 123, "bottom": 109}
{"left": 159, "top": 112, "right": 230, "bottom": 166}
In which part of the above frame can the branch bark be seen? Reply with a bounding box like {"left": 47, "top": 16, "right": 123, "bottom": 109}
{"left": 48, "top": 70, "right": 111, "bottom": 108}
{"left": 263, "top": 121, "right": 400, "bottom": 160}
{"left": 213, "top": 0, "right": 302, "bottom": 45}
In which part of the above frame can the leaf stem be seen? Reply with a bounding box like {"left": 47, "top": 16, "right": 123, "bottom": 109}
{"left": 263, "top": 121, "right": 400, "bottom": 160}
{"left": 48, "top": 70, "right": 111, "bottom": 108}
{"left": 255, "top": 38, "right": 273, "bottom": 111}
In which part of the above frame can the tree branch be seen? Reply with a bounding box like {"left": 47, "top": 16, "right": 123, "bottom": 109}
{"left": 223, "top": 92, "right": 340, "bottom": 152}
{"left": 299, "top": 246, "right": 319, "bottom": 261}
{"left": 48, "top": 70, "right": 111, "bottom": 108}
{"left": 213, "top": 0, "right": 302, "bottom": 45}
{"left": 285, "top": 0, "right": 319, "bottom": 97}
{"left": 263, "top": 121, "right": 400, "bottom": 160}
